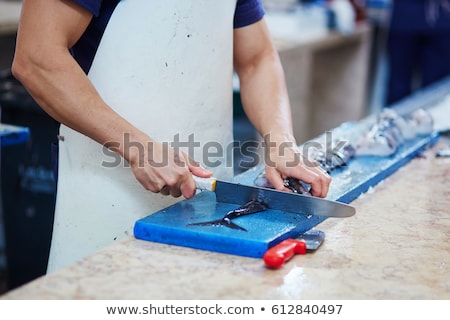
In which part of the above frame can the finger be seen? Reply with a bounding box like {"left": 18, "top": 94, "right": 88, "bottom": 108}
{"left": 134, "top": 171, "right": 164, "bottom": 194}
{"left": 306, "top": 176, "right": 323, "bottom": 197}
{"left": 182, "top": 153, "right": 211, "bottom": 198}
{"left": 184, "top": 153, "right": 212, "bottom": 178}
{"left": 161, "top": 179, "right": 189, "bottom": 198}
{"left": 162, "top": 173, "right": 190, "bottom": 198}
{"left": 170, "top": 187, "right": 182, "bottom": 198}
{"left": 311, "top": 166, "right": 331, "bottom": 198}
{"left": 305, "top": 171, "right": 330, "bottom": 198}
{"left": 160, "top": 185, "right": 170, "bottom": 196}
{"left": 307, "top": 163, "right": 331, "bottom": 197}
{"left": 286, "top": 166, "right": 325, "bottom": 197}
{"left": 265, "top": 167, "right": 291, "bottom": 192}
{"left": 321, "top": 174, "right": 331, "bottom": 198}
{"left": 180, "top": 175, "right": 196, "bottom": 199}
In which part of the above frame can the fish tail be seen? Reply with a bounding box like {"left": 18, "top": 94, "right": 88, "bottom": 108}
{"left": 187, "top": 218, "right": 247, "bottom": 232}
{"left": 222, "top": 218, "right": 247, "bottom": 231}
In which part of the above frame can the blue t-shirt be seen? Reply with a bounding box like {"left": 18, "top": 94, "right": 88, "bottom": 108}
{"left": 71, "top": 0, "right": 265, "bottom": 73}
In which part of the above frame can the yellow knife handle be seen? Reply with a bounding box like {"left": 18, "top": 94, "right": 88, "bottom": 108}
{"left": 192, "top": 176, "right": 217, "bottom": 192}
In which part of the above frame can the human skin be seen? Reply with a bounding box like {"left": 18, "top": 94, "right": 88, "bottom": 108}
{"left": 13, "top": 0, "right": 331, "bottom": 199}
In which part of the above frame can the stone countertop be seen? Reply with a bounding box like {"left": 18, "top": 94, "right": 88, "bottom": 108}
{"left": 1, "top": 135, "right": 449, "bottom": 300}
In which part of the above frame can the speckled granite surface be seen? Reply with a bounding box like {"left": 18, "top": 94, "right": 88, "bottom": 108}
{"left": 1, "top": 136, "right": 449, "bottom": 300}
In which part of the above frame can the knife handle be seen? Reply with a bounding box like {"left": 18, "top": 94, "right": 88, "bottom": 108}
{"left": 263, "top": 239, "right": 307, "bottom": 269}
{"left": 192, "top": 176, "right": 217, "bottom": 192}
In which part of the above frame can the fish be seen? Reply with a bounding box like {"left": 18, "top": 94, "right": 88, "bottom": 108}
{"left": 187, "top": 199, "right": 267, "bottom": 231}
{"left": 357, "top": 110, "right": 404, "bottom": 156}
{"left": 283, "top": 177, "right": 312, "bottom": 196}
{"left": 254, "top": 172, "right": 313, "bottom": 196}
{"left": 409, "top": 108, "right": 434, "bottom": 135}
{"left": 355, "top": 108, "right": 434, "bottom": 157}
{"left": 313, "top": 141, "right": 356, "bottom": 172}
{"left": 380, "top": 108, "right": 415, "bottom": 140}
{"left": 356, "top": 125, "right": 399, "bottom": 156}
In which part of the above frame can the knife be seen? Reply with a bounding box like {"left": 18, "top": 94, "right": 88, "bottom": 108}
{"left": 193, "top": 176, "right": 355, "bottom": 218}
{"left": 263, "top": 229, "right": 325, "bottom": 269}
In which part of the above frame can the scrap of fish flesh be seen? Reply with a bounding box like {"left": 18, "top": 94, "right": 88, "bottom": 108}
{"left": 409, "top": 108, "right": 434, "bottom": 135}
{"left": 356, "top": 131, "right": 398, "bottom": 156}
{"left": 378, "top": 108, "right": 415, "bottom": 140}
{"left": 356, "top": 121, "right": 400, "bottom": 156}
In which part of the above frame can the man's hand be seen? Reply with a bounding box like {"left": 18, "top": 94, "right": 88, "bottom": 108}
{"left": 263, "top": 134, "right": 331, "bottom": 198}
{"left": 127, "top": 138, "right": 212, "bottom": 199}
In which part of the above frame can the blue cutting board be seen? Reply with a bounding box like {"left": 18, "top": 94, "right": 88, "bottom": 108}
{"left": 134, "top": 191, "right": 324, "bottom": 258}
{"left": 134, "top": 124, "right": 439, "bottom": 258}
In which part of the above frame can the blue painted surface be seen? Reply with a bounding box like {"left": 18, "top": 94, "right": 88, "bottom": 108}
{"left": 134, "top": 122, "right": 439, "bottom": 258}
{"left": 0, "top": 124, "right": 30, "bottom": 147}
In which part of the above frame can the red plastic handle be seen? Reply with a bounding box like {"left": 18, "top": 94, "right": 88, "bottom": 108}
{"left": 263, "top": 239, "right": 307, "bottom": 269}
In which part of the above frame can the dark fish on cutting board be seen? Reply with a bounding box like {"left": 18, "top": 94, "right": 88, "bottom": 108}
{"left": 283, "top": 177, "right": 312, "bottom": 195}
{"left": 187, "top": 199, "right": 267, "bottom": 231}
{"left": 314, "top": 142, "right": 356, "bottom": 172}
{"left": 254, "top": 172, "right": 313, "bottom": 195}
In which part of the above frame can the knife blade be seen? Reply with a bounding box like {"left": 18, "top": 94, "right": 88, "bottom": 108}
{"left": 193, "top": 176, "right": 355, "bottom": 218}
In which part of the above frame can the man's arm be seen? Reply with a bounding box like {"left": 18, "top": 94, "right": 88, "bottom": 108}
{"left": 13, "top": 0, "right": 210, "bottom": 198}
{"left": 233, "top": 19, "right": 331, "bottom": 197}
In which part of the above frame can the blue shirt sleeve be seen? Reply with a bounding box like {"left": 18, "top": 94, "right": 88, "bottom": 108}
{"left": 71, "top": 0, "right": 103, "bottom": 16}
{"left": 69, "top": 0, "right": 120, "bottom": 73}
{"left": 234, "top": 0, "right": 265, "bottom": 28}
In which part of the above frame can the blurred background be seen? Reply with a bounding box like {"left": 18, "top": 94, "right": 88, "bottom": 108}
{"left": 1, "top": 0, "right": 450, "bottom": 294}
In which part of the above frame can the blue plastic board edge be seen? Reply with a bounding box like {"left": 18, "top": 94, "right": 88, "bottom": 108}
{"left": 134, "top": 219, "right": 268, "bottom": 258}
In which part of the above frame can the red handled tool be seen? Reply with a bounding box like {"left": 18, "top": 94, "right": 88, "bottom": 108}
{"left": 263, "top": 229, "right": 325, "bottom": 269}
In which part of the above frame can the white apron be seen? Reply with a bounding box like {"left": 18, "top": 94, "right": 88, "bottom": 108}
{"left": 47, "top": 0, "right": 236, "bottom": 272}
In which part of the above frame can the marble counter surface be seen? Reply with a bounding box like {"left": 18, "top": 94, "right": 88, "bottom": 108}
{"left": 1, "top": 135, "right": 449, "bottom": 300}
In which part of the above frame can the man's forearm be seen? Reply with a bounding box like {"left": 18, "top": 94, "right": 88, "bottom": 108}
{"left": 233, "top": 19, "right": 295, "bottom": 145}
{"left": 238, "top": 50, "right": 295, "bottom": 144}
{"left": 12, "top": 48, "right": 149, "bottom": 162}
